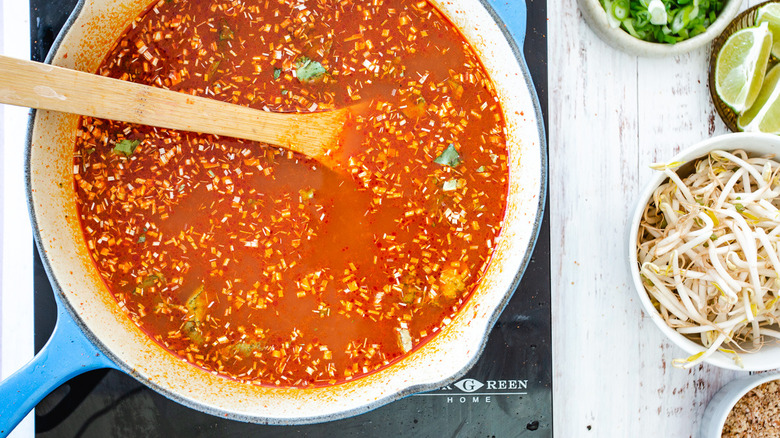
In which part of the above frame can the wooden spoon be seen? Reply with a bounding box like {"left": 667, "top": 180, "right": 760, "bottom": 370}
{"left": 0, "top": 55, "right": 354, "bottom": 166}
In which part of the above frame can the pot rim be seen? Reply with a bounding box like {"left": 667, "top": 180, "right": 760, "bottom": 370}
{"left": 25, "top": 0, "right": 547, "bottom": 424}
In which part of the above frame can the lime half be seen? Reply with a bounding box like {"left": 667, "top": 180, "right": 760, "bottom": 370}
{"left": 738, "top": 63, "right": 780, "bottom": 134}
{"left": 715, "top": 22, "right": 773, "bottom": 114}
{"left": 757, "top": 3, "right": 780, "bottom": 58}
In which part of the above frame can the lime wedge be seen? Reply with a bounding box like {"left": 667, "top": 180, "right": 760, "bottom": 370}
{"left": 715, "top": 22, "right": 773, "bottom": 114}
{"left": 757, "top": 3, "right": 780, "bottom": 58}
{"left": 738, "top": 63, "right": 780, "bottom": 134}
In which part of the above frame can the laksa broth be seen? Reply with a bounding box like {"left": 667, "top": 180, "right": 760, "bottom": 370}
{"left": 73, "top": 0, "right": 510, "bottom": 387}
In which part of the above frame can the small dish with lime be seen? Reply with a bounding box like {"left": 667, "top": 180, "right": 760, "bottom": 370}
{"left": 711, "top": 2, "right": 780, "bottom": 133}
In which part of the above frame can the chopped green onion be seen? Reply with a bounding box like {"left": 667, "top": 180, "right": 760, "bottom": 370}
{"left": 599, "top": 0, "right": 725, "bottom": 44}
{"left": 612, "top": 0, "right": 630, "bottom": 20}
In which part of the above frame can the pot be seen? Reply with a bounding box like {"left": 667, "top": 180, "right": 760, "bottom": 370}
{"left": 0, "top": 0, "right": 546, "bottom": 433}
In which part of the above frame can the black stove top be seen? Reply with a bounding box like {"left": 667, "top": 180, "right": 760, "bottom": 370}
{"left": 31, "top": 1, "right": 551, "bottom": 435}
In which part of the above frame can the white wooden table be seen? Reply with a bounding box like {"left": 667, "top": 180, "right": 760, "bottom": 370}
{"left": 549, "top": 1, "right": 762, "bottom": 436}
{"left": 0, "top": 0, "right": 768, "bottom": 436}
{"left": 0, "top": 0, "right": 34, "bottom": 437}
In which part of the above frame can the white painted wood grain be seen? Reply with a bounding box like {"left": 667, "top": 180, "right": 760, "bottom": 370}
{"left": 550, "top": 1, "right": 760, "bottom": 436}
{"left": 0, "top": 0, "right": 34, "bottom": 437}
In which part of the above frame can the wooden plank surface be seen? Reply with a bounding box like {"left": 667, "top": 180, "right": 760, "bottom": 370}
{"left": 0, "top": 1, "right": 35, "bottom": 437}
{"left": 548, "top": 1, "right": 759, "bottom": 436}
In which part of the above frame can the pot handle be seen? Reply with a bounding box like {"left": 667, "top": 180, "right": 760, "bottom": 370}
{"left": 485, "top": 0, "right": 528, "bottom": 49}
{"left": 0, "top": 299, "right": 116, "bottom": 437}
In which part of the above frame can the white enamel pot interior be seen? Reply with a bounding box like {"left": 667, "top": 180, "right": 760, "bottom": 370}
{"left": 27, "top": 0, "right": 546, "bottom": 424}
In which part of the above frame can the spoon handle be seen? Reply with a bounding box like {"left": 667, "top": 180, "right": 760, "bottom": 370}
{"left": 0, "top": 55, "right": 343, "bottom": 158}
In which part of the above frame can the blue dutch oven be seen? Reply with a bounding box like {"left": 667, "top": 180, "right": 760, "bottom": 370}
{"left": 0, "top": 0, "right": 546, "bottom": 434}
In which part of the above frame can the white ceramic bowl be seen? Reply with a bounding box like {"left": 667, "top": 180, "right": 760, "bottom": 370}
{"left": 700, "top": 372, "right": 780, "bottom": 437}
{"left": 628, "top": 133, "right": 780, "bottom": 371}
{"left": 578, "top": 0, "right": 743, "bottom": 56}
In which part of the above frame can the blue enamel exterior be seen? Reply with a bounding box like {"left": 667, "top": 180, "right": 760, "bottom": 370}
{"left": 1, "top": 0, "right": 544, "bottom": 432}
{"left": 487, "top": 0, "right": 528, "bottom": 48}
{"left": 0, "top": 296, "right": 116, "bottom": 437}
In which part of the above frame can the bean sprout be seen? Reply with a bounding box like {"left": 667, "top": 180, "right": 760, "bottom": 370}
{"left": 638, "top": 150, "right": 780, "bottom": 368}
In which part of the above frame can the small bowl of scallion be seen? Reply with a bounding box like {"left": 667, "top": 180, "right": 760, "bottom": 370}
{"left": 579, "top": 0, "right": 743, "bottom": 56}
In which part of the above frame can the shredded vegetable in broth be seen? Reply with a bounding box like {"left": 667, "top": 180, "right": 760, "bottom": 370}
{"left": 638, "top": 150, "right": 780, "bottom": 368}
{"left": 73, "top": 0, "right": 510, "bottom": 386}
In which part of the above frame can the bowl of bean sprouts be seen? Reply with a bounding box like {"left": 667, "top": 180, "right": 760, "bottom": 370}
{"left": 630, "top": 133, "right": 780, "bottom": 370}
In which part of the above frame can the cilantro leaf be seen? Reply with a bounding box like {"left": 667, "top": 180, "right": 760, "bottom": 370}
{"left": 113, "top": 139, "right": 140, "bottom": 156}
{"left": 401, "top": 96, "right": 427, "bottom": 119}
{"left": 434, "top": 144, "right": 461, "bottom": 167}
{"left": 218, "top": 22, "right": 234, "bottom": 41}
{"left": 299, "top": 187, "right": 315, "bottom": 200}
{"left": 140, "top": 274, "right": 161, "bottom": 288}
{"left": 274, "top": 68, "right": 281, "bottom": 80}
{"left": 442, "top": 179, "right": 458, "bottom": 191}
{"left": 205, "top": 60, "right": 221, "bottom": 83}
{"left": 186, "top": 284, "right": 207, "bottom": 321}
{"left": 294, "top": 56, "right": 327, "bottom": 83}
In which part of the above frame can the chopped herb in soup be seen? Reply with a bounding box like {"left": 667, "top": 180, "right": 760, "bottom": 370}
{"left": 73, "top": 0, "right": 509, "bottom": 387}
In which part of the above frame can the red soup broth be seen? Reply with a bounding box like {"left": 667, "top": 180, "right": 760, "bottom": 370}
{"left": 73, "top": 0, "right": 509, "bottom": 387}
